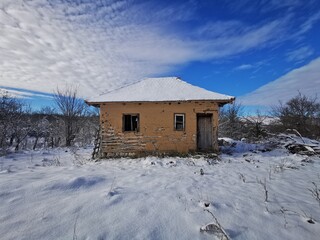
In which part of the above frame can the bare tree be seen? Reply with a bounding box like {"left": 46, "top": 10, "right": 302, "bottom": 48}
{"left": 244, "top": 110, "right": 269, "bottom": 140}
{"left": 219, "top": 101, "right": 244, "bottom": 139}
{"left": 0, "top": 91, "right": 31, "bottom": 152}
{"left": 53, "top": 86, "right": 87, "bottom": 146}
{"left": 47, "top": 117, "right": 64, "bottom": 148}
{"left": 271, "top": 93, "right": 320, "bottom": 139}
{"left": 74, "top": 108, "right": 99, "bottom": 147}
{"left": 38, "top": 106, "right": 57, "bottom": 115}
{"left": 29, "top": 117, "right": 50, "bottom": 150}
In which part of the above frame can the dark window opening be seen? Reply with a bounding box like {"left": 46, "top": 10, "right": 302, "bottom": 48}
{"left": 123, "top": 114, "right": 139, "bottom": 132}
{"left": 175, "top": 114, "right": 185, "bottom": 131}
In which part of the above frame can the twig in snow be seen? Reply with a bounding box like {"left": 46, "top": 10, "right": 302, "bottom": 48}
{"left": 308, "top": 182, "right": 320, "bottom": 207}
{"left": 266, "top": 204, "right": 316, "bottom": 227}
{"left": 279, "top": 207, "right": 317, "bottom": 227}
{"left": 107, "top": 177, "right": 116, "bottom": 198}
{"left": 299, "top": 208, "right": 316, "bottom": 224}
{"left": 257, "top": 177, "right": 268, "bottom": 202}
{"left": 279, "top": 207, "right": 289, "bottom": 228}
{"left": 73, "top": 214, "right": 79, "bottom": 240}
{"left": 268, "top": 167, "right": 273, "bottom": 180}
{"left": 238, "top": 172, "right": 246, "bottom": 183}
{"left": 202, "top": 209, "right": 230, "bottom": 240}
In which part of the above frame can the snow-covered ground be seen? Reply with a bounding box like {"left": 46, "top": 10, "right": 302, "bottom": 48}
{"left": 1, "top": 142, "right": 320, "bottom": 240}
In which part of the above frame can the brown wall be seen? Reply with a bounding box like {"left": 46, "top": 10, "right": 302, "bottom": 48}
{"left": 99, "top": 101, "right": 220, "bottom": 157}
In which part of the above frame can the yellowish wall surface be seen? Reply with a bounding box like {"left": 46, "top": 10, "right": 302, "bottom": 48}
{"left": 99, "top": 101, "right": 220, "bottom": 157}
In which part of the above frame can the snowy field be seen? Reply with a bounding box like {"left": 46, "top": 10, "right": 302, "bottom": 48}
{"left": 1, "top": 140, "right": 320, "bottom": 240}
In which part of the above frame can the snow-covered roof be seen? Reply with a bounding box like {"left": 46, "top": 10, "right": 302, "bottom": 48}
{"left": 86, "top": 77, "right": 234, "bottom": 104}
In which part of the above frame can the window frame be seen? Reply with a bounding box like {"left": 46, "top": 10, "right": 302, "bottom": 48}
{"left": 174, "top": 113, "right": 185, "bottom": 131}
{"left": 122, "top": 113, "right": 140, "bottom": 132}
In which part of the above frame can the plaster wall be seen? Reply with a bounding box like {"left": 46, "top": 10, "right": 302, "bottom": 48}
{"left": 99, "top": 101, "right": 219, "bottom": 157}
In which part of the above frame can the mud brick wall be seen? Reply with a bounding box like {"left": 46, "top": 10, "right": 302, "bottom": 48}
{"left": 99, "top": 101, "right": 219, "bottom": 157}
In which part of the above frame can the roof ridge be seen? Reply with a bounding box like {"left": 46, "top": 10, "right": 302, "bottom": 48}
{"left": 174, "top": 77, "right": 217, "bottom": 93}
{"left": 97, "top": 77, "right": 179, "bottom": 96}
{"left": 97, "top": 78, "right": 146, "bottom": 96}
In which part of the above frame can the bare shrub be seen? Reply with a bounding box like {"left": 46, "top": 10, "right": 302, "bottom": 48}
{"left": 243, "top": 110, "right": 269, "bottom": 140}
{"left": 271, "top": 93, "right": 320, "bottom": 140}
{"left": 219, "top": 101, "right": 244, "bottom": 139}
{"left": 70, "top": 147, "right": 87, "bottom": 165}
{"left": 0, "top": 91, "right": 31, "bottom": 153}
{"left": 54, "top": 86, "right": 88, "bottom": 146}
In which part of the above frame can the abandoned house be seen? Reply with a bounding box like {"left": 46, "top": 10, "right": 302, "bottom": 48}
{"left": 86, "top": 77, "right": 234, "bottom": 157}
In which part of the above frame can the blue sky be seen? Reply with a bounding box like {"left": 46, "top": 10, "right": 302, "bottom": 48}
{"left": 0, "top": 0, "right": 319, "bottom": 112}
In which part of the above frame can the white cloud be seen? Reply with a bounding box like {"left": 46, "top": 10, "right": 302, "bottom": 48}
{"left": 286, "top": 46, "right": 314, "bottom": 62}
{"left": 225, "top": 0, "right": 302, "bottom": 14}
{"left": 193, "top": 18, "right": 289, "bottom": 60}
{"left": 262, "top": 0, "right": 302, "bottom": 12}
{"left": 297, "top": 10, "right": 320, "bottom": 35}
{"left": 0, "top": 0, "right": 179, "bottom": 98}
{"left": 234, "top": 64, "right": 254, "bottom": 70}
{"left": 0, "top": 88, "right": 52, "bottom": 99}
{"left": 239, "top": 57, "right": 320, "bottom": 106}
{"left": 196, "top": 20, "right": 246, "bottom": 38}
{"left": 0, "top": 0, "right": 318, "bottom": 101}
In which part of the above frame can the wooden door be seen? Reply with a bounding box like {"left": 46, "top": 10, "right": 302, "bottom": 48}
{"left": 197, "top": 114, "right": 213, "bottom": 151}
